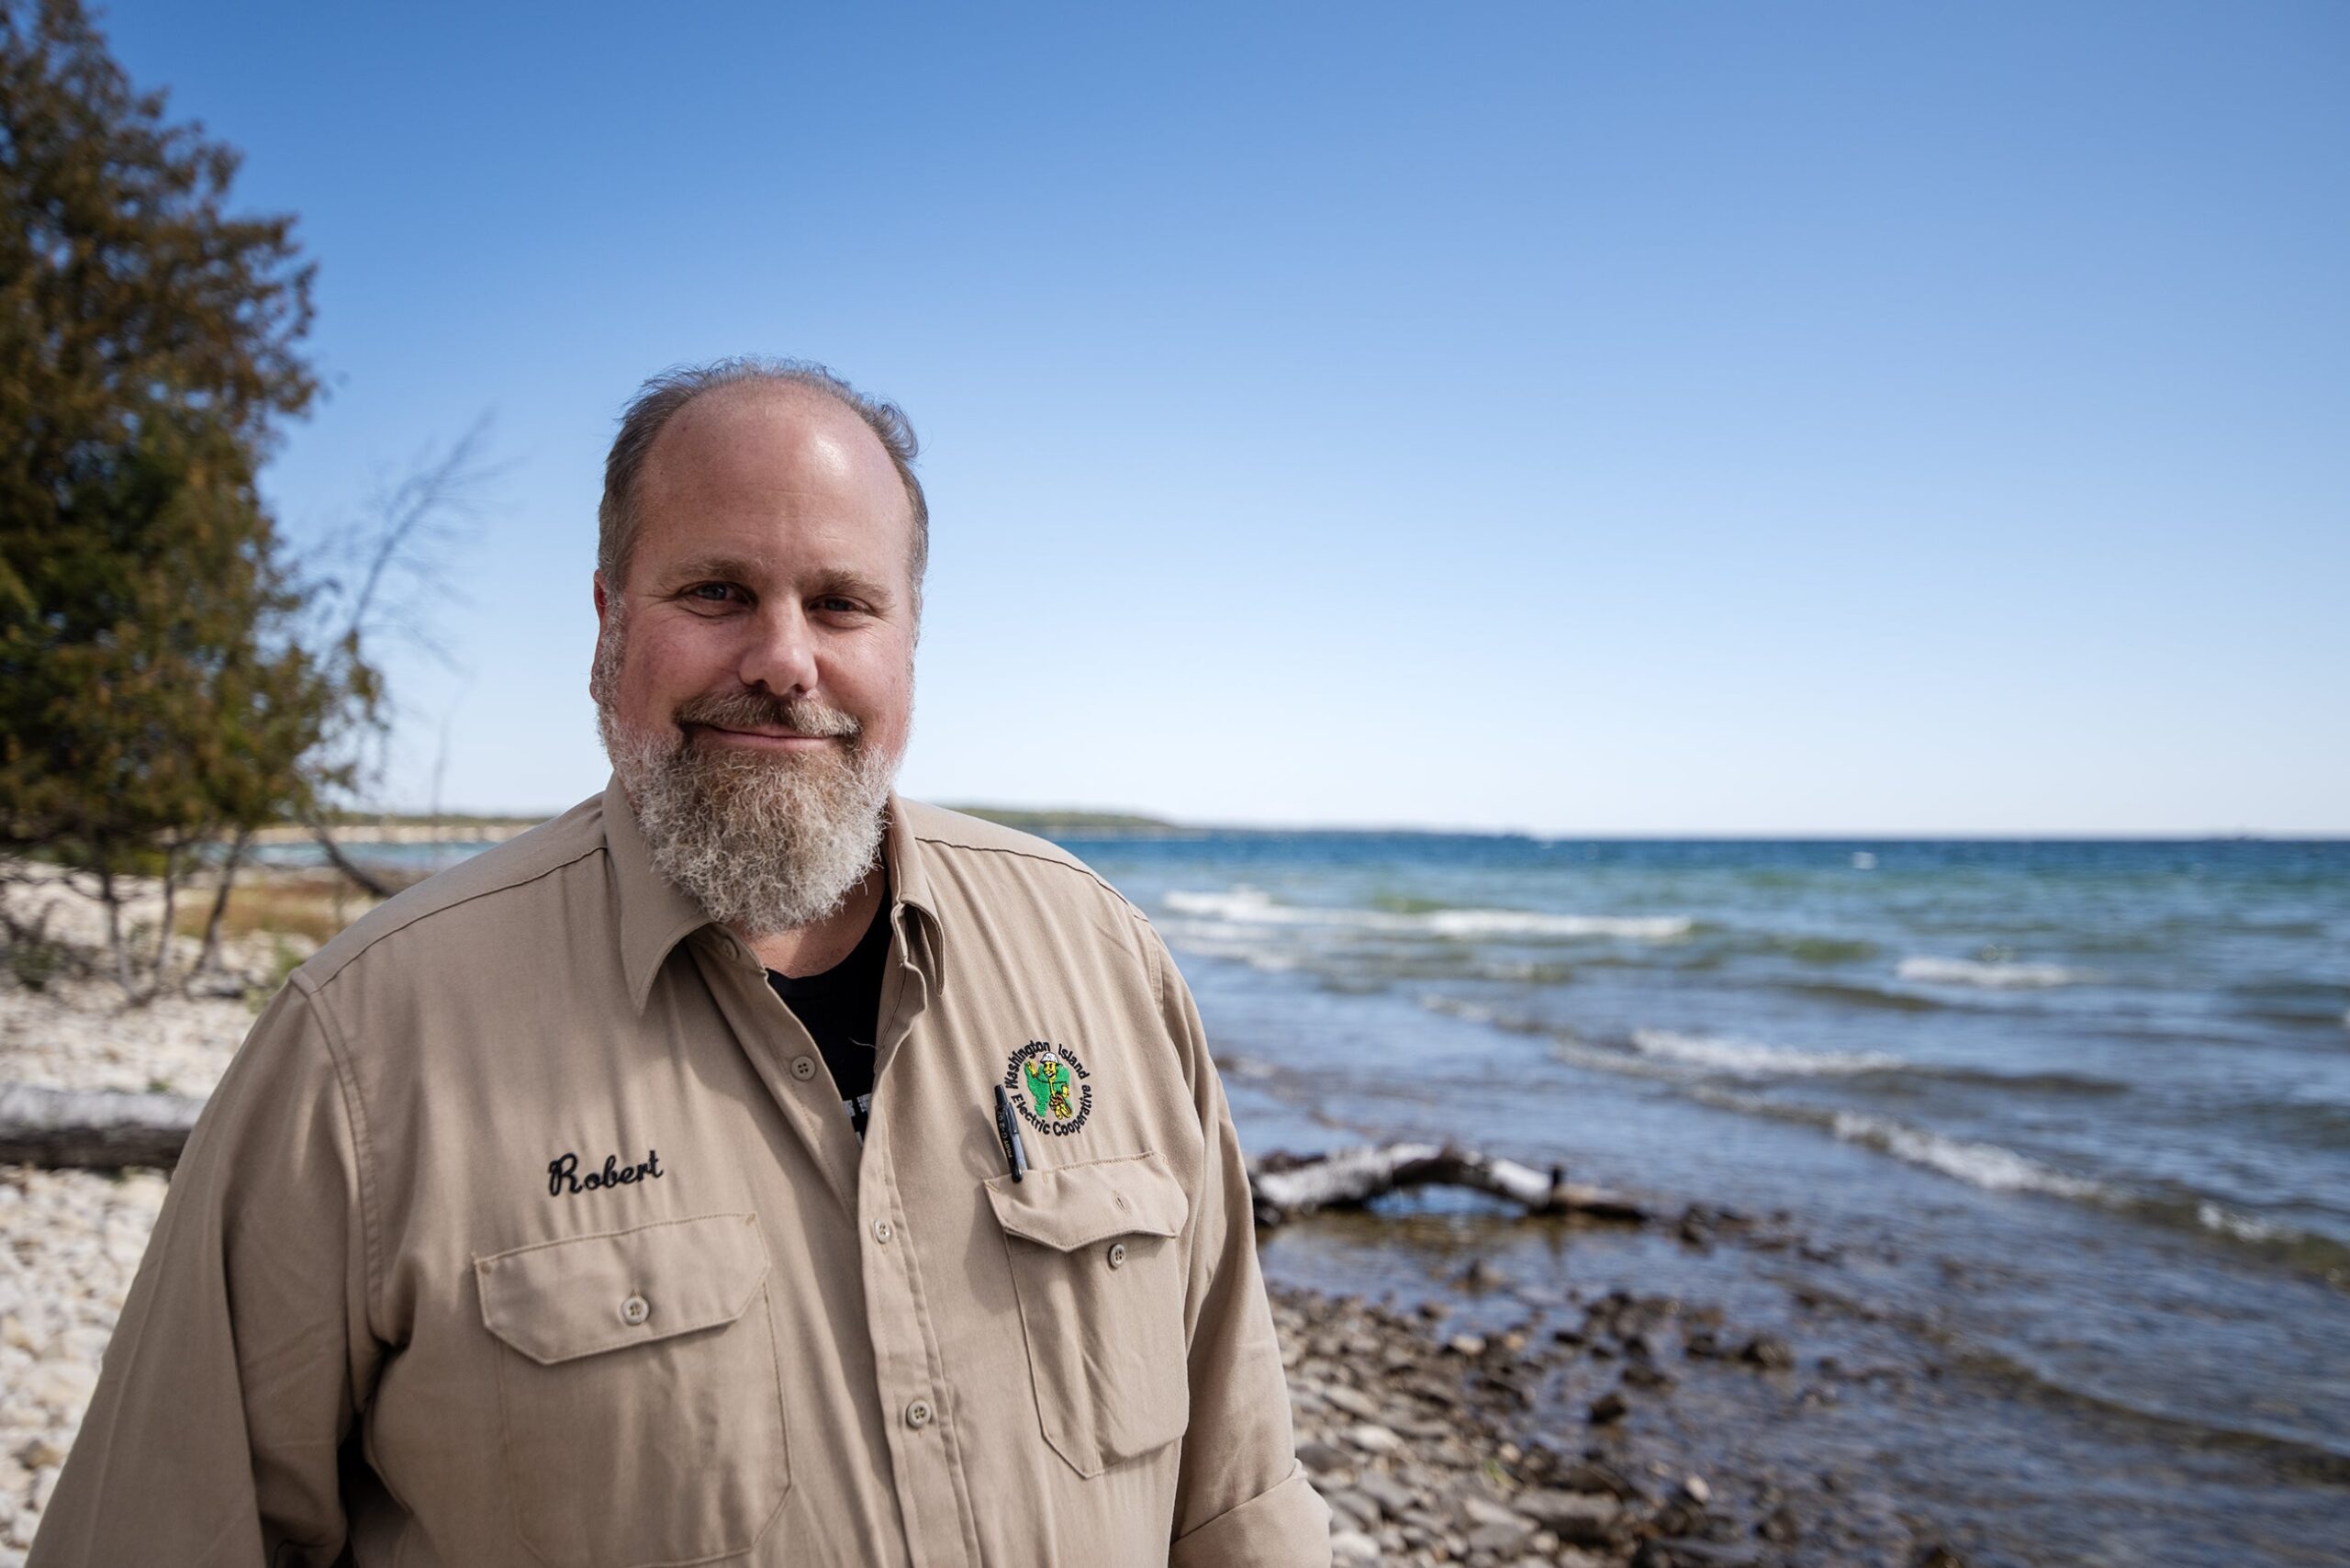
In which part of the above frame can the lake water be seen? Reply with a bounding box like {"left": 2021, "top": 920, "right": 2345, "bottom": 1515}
{"left": 1064, "top": 831, "right": 2350, "bottom": 1567}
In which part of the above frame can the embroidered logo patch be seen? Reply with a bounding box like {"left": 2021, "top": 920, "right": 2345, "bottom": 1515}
{"left": 1002, "top": 1040, "right": 1092, "bottom": 1137}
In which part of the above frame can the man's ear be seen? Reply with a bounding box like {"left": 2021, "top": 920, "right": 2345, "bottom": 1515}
{"left": 589, "top": 574, "right": 610, "bottom": 704}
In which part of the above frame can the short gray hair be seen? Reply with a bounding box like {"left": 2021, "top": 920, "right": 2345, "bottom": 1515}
{"left": 598, "top": 356, "right": 928, "bottom": 611}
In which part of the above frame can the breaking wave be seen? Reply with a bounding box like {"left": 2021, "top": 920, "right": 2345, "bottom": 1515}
{"left": 1628, "top": 1027, "right": 1904, "bottom": 1077}
{"left": 1164, "top": 886, "right": 1691, "bottom": 941}
{"left": 1897, "top": 956, "right": 2088, "bottom": 989}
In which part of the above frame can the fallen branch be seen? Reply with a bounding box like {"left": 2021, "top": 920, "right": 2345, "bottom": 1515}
{"left": 1245, "top": 1142, "right": 1648, "bottom": 1228}
{"left": 0, "top": 1083, "right": 203, "bottom": 1170}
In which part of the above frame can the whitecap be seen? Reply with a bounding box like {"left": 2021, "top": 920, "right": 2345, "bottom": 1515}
{"left": 1826, "top": 1110, "right": 2105, "bottom": 1198}
{"left": 1163, "top": 886, "right": 1689, "bottom": 942}
{"left": 1897, "top": 956, "right": 2084, "bottom": 989}
{"left": 2195, "top": 1202, "right": 2293, "bottom": 1243}
{"left": 1628, "top": 1027, "right": 1903, "bottom": 1077}
{"left": 1427, "top": 910, "right": 1692, "bottom": 940}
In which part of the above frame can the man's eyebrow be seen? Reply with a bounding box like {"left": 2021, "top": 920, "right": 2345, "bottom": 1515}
{"left": 660, "top": 554, "right": 763, "bottom": 585}
{"left": 807, "top": 569, "right": 896, "bottom": 606}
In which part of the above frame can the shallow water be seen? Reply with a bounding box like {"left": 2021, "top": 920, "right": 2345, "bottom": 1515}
{"left": 1074, "top": 832, "right": 2350, "bottom": 1568}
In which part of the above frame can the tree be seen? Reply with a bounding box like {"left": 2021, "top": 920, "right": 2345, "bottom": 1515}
{"left": 0, "top": 0, "right": 368, "bottom": 996}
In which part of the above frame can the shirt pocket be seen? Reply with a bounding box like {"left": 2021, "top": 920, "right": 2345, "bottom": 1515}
{"left": 475, "top": 1212, "right": 789, "bottom": 1568}
{"left": 983, "top": 1148, "right": 1192, "bottom": 1477}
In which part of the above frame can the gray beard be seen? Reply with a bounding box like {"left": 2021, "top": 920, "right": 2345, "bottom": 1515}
{"left": 593, "top": 633, "right": 901, "bottom": 936}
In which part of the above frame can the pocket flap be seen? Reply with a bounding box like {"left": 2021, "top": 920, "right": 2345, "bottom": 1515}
{"left": 984, "top": 1148, "right": 1189, "bottom": 1251}
{"left": 476, "top": 1212, "right": 768, "bottom": 1365}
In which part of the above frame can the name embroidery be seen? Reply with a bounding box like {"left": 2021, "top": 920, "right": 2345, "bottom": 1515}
{"left": 547, "top": 1149, "right": 664, "bottom": 1196}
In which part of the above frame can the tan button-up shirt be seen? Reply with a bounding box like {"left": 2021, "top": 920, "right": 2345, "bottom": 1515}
{"left": 31, "top": 781, "right": 1332, "bottom": 1568}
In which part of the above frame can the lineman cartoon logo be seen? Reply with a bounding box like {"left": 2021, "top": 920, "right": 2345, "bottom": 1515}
{"left": 1002, "top": 1040, "right": 1093, "bottom": 1137}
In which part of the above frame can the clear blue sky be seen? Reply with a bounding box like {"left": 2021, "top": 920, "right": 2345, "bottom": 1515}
{"left": 95, "top": 1, "right": 2349, "bottom": 834}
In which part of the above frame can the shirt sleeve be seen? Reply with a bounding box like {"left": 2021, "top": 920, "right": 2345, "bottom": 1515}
{"left": 1150, "top": 926, "right": 1333, "bottom": 1568}
{"left": 29, "top": 976, "right": 382, "bottom": 1568}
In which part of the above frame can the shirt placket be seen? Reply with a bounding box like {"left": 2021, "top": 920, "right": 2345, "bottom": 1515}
{"left": 858, "top": 908, "right": 984, "bottom": 1568}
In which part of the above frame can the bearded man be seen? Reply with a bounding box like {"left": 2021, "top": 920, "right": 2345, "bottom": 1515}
{"left": 33, "top": 361, "right": 1332, "bottom": 1567}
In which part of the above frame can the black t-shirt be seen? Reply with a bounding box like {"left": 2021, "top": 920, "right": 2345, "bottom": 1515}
{"left": 764, "top": 897, "right": 892, "bottom": 1142}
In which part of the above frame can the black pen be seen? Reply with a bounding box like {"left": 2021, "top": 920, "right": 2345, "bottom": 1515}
{"left": 992, "top": 1084, "right": 1029, "bottom": 1183}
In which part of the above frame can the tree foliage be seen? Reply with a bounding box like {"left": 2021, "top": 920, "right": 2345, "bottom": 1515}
{"left": 0, "top": 0, "right": 374, "bottom": 993}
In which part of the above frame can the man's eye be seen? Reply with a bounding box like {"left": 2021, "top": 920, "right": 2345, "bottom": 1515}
{"left": 813, "top": 596, "right": 862, "bottom": 614}
{"left": 686, "top": 583, "right": 741, "bottom": 604}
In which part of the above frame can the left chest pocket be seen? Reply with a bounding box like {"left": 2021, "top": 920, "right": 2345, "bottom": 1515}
{"left": 984, "top": 1148, "right": 1192, "bottom": 1477}
{"left": 475, "top": 1212, "right": 789, "bottom": 1568}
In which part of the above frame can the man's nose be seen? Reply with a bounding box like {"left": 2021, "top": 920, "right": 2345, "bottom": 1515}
{"left": 737, "top": 599, "right": 821, "bottom": 696}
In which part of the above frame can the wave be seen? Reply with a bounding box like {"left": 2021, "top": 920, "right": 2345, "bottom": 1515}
{"left": 1692, "top": 1088, "right": 2108, "bottom": 1198}
{"left": 1163, "top": 886, "right": 1691, "bottom": 941}
{"left": 1897, "top": 955, "right": 2088, "bottom": 989}
{"left": 1688, "top": 1088, "right": 2350, "bottom": 1279}
{"left": 1153, "top": 921, "right": 1301, "bottom": 973}
{"left": 1628, "top": 1027, "right": 1904, "bottom": 1077}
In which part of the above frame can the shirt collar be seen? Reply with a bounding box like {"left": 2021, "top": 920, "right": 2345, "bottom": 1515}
{"left": 604, "top": 774, "right": 944, "bottom": 1013}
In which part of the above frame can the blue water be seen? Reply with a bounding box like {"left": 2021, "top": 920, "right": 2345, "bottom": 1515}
{"left": 1055, "top": 832, "right": 2350, "bottom": 1567}
{"left": 323, "top": 830, "right": 2350, "bottom": 1562}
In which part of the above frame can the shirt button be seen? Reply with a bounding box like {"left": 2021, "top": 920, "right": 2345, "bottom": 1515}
{"left": 790, "top": 1055, "right": 817, "bottom": 1081}
{"left": 1107, "top": 1242, "right": 1127, "bottom": 1269}
{"left": 620, "top": 1294, "right": 650, "bottom": 1327}
{"left": 872, "top": 1219, "right": 892, "bottom": 1244}
{"left": 904, "top": 1398, "right": 933, "bottom": 1429}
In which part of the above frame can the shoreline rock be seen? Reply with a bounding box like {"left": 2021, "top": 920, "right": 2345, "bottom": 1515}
{"left": 1271, "top": 1282, "right": 1960, "bottom": 1568}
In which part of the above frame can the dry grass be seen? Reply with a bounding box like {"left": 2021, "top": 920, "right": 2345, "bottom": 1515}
{"left": 171, "top": 871, "right": 386, "bottom": 946}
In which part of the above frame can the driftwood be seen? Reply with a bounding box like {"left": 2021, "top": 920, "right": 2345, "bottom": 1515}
{"left": 1245, "top": 1141, "right": 1648, "bottom": 1228}
{"left": 0, "top": 1083, "right": 203, "bottom": 1170}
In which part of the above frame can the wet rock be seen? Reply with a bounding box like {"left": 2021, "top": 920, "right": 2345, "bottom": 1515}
{"left": 1551, "top": 1457, "right": 1639, "bottom": 1499}
{"left": 1513, "top": 1488, "right": 1625, "bottom": 1546}
{"left": 1736, "top": 1332, "right": 1796, "bottom": 1370}
{"left": 1756, "top": 1502, "right": 1801, "bottom": 1542}
{"left": 1637, "top": 1541, "right": 1767, "bottom": 1568}
{"left": 1588, "top": 1390, "right": 1628, "bottom": 1424}
{"left": 1458, "top": 1258, "right": 1508, "bottom": 1292}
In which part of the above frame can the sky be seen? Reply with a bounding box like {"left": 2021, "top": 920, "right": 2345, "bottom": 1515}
{"left": 90, "top": 1, "right": 2350, "bottom": 834}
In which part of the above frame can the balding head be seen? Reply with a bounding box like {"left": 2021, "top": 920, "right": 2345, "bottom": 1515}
{"left": 599, "top": 357, "right": 927, "bottom": 617}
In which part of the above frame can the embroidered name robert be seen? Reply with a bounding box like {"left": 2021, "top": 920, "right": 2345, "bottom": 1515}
{"left": 546, "top": 1149, "right": 664, "bottom": 1196}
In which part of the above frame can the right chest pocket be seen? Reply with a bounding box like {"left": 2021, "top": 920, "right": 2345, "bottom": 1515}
{"left": 984, "top": 1148, "right": 1193, "bottom": 1478}
{"left": 475, "top": 1212, "right": 789, "bottom": 1568}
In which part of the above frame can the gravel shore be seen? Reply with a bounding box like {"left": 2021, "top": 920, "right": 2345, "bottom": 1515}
{"left": 1270, "top": 1277, "right": 1965, "bottom": 1568}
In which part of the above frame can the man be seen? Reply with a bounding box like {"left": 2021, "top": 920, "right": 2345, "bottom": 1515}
{"left": 32, "top": 360, "right": 1332, "bottom": 1566}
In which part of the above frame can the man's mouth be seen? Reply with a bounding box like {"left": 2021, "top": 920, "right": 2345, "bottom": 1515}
{"left": 687, "top": 722, "right": 841, "bottom": 750}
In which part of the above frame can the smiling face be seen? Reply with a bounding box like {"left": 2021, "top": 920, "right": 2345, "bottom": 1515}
{"left": 590, "top": 383, "right": 919, "bottom": 933}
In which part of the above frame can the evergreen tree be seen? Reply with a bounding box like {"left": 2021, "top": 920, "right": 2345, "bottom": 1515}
{"left": 0, "top": 0, "right": 369, "bottom": 994}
